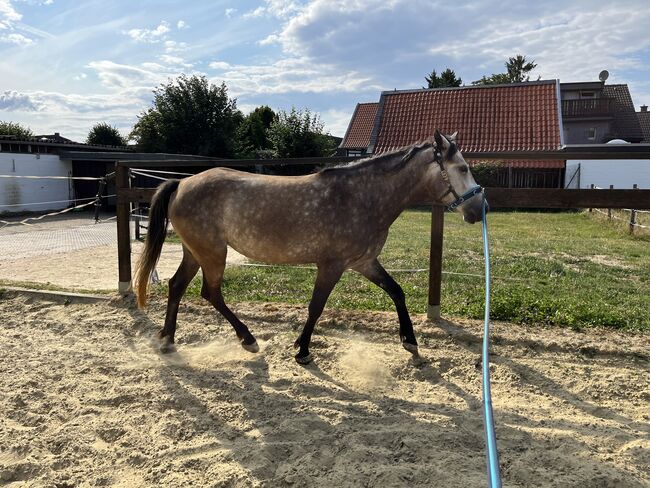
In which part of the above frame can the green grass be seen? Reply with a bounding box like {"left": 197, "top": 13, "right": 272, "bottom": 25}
{"left": 157, "top": 210, "right": 650, "bottom": 331}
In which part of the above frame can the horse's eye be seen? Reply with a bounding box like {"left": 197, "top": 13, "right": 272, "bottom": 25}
{"left": 460, "top": 166, "right": 469, "bottom": 173}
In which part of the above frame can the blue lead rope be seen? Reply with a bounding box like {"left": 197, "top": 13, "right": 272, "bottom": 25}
{"left": 481, "top": 198, "right": 502, "bottom": 488}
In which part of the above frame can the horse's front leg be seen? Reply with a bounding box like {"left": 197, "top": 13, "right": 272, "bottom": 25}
{"left": 354, "top": 259, "right": 418, "bottom": 356}
{"left": 294, "top": 264, "right": 345, "bottom": 364}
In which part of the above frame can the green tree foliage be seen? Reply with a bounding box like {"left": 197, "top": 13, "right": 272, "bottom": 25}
{"left": 130, "top": 75, "right": 243, "bottom": 157}
{"left": 0, "top": 121, "right": 33, "bottom": 139}
{"left": 235, "top": 105, "right": 277, "bottom": 159}
{"left": 472, "top": 54, "right": 538, "bottom": 86}
{"left": 268, "top": 108, "right": 335, "bottom": 158}
{"left": 425, "top": 68, "right": 462, "bottom": 88}
{"left": 86, "top": 122, "right": 127, "bottom": 146}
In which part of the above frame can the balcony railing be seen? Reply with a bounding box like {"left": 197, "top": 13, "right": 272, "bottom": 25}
{"left": 562, "top": 98, "right": 612, "bottom": 118}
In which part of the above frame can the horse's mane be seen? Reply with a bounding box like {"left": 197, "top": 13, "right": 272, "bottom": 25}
{"left": 320, "top": 140, "right": 435, "bottom": 175}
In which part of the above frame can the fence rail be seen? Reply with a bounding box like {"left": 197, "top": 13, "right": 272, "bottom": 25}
{"left": 114, "top": 145, "right": 650, "bottom": 315}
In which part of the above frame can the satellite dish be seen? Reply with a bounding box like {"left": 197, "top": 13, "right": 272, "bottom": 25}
{"left": 599, "top": 70, "right": 609, "bottom": 82}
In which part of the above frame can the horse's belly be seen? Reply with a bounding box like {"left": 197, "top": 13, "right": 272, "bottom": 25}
{"left": 227, "top": 229, "right": 324, "bottom": 264}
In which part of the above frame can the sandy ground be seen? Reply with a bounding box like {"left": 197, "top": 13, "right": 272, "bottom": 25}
{"left": 0, "top": 242, "right": 248, "bottom": 292}
{"left": 0, "top": 293, "right": 648, "bottom": 487}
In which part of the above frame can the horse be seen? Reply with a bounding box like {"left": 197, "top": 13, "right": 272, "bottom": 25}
{"left": 134, "top": 130, "right": 486, "bottom": 364}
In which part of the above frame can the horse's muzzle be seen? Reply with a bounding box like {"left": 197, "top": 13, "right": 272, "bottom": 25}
{"left": 462, "top": 199, "right": 488, "bottom": 224}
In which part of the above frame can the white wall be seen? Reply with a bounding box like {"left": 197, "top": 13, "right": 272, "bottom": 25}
{"left": 0, "top": 153, "right": 73, "bottom": 214}
{"left": 565, "top": 159, "right": 650, "bottom": 189}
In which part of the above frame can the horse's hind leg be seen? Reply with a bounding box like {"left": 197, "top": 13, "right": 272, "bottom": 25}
{"left": 354, "top": 259, "right": 418, "bottom": 356}
{"left": 200, "top": 248, "right": 259, "bottom": 353}
{"left": 294, "top": 264, "right": 344, "bottom": 365}
{"left": 159, "top": 246, "right": 200, "bottom": 352}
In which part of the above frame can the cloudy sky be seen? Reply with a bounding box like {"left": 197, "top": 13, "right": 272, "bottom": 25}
{"left": 1, "top": 0, "right": 649, "bottom": 142}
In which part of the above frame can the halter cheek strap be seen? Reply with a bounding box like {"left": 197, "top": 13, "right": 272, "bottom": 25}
{"left": 434, "top": 146, "right": 484, "bottom": 210}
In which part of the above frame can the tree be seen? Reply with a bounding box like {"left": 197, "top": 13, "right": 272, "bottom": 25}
{"left": 267, "top": 108, "right": 335, "bottom": 159}
{"left": 0, "top": 121, "right": 33, "bottom": 139}
{"left": 425, "top": 68, "right": 462, "bottom": 88}
{"left": 86, "top": 122, "right": 127, "bottom": 146}
{"left": 235, "top": 105, "right": 277, "bottom": 159}
{"left": 129, "top": 75, "right": 243, "bottom": 157}
{"left": 472, "top": 54, "right": 538, "bottom": 86}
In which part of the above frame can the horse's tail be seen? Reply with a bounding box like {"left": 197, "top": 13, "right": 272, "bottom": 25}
{"left": 134, "top": 179, "right": 180, "bottom": 308}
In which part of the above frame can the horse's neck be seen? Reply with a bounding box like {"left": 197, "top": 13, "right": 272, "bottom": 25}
{"left": 361, "top": 164, "right": 426, "bottom": 228}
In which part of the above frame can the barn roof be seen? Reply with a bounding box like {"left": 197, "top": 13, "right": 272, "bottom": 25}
{"left": 339, "top": 102, "right": 379, "bottom": 150}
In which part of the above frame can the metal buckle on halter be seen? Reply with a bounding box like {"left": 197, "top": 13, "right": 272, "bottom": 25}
{"left": 447, "top": 185, "right": 484, "bottom": 210}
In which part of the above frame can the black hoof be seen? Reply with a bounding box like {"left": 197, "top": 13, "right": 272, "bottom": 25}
{"left": 242, "top": 340, "right": 259, "bottom": 353}
{"left": 402, "top": 341, "right": 419, "bottom": 356}
{"left": 295, "top": 352, "right": 313, "bottom": 365}
{"left": 159, "top": 336, "right": 176, "bottom": 354}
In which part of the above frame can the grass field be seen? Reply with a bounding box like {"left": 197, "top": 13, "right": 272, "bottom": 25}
{"left": 158, "top": 210, "right": 650, "bottom": 331}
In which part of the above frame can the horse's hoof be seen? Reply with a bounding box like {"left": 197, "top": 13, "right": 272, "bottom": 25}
{"left": 159, "top": 336, "right": 176, "bottom": 354}
{"left": 295, "top": 353, "right": 313, "bottom": 365}
{"left": 241, "top": 340, "right": 259, "bottom": 353}
{"left": 402, "top": 342, "right": 419, "bottom": 356}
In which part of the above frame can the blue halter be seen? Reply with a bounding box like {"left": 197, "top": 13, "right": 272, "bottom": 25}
{"left": 447, "top": 185, "right": 484, "bottom": 210}
{"left": 432, "top": 146, "right": 484, "bottom": 210}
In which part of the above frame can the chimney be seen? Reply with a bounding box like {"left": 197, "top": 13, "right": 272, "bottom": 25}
{"left": 641, "top": 105, "right": 648, "bottom": 112}
{"left": 55, "top": 132, "right": 60, "bottom": 137}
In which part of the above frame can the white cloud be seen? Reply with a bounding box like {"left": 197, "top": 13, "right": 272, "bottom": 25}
{"left": 0, "top": 0, "right": 22, "bottom": 23}
{"left": 164, "top": 39, "right": 188, "bottom": 53}
{"left": 176, "top": 20, "right": 187, "bottom": 29}
{"left": 124, "top": 21, "right": 170, "bottom": 43}
{"left": 0, "top": 90, "right": 39, "bottom": 110}
{"left": 1, "top": 31, "right": 31, "bottom": 45}
{"left": 159, "top": 54, "right": 193, "bottom": 68}
{"left": 86, "top": 60, "right": 176, "bottom": 90}
{"left": 209, "top": 56, "right": 379, "bottom": 96}
{"left": 208, "top": 61, "right": 231, "bottom": 70}
{"left": 225, "top": 8, "right": 237, "bottom": 18}
{"left": 320, "top": 108, "right": 353, "bottom": 137}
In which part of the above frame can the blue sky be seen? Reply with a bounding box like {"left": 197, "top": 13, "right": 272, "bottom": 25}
{"left": 1, "top": 0, "right": 650, "bottom": 142}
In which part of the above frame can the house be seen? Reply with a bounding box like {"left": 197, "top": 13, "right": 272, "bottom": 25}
{"left": 338, "top": 80, "right": 565, "bottom": 188}
{"left": 638, "top": 105, "right": 650, "bottom": 143}
{"left": 560, "top": 82, "right": 644, "bottom": 143}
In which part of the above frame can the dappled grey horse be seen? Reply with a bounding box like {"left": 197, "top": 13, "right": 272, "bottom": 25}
{"left": 135, "top": 130, "right": 485, "bottom": 364}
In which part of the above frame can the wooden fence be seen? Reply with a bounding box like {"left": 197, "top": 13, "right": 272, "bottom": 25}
{"left": 114, "top": 146, "right": 650, "bottom": 319}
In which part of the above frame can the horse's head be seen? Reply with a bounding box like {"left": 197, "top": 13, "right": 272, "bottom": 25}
{"left": 415, "top": 130, "right": 487, "bottom": 224}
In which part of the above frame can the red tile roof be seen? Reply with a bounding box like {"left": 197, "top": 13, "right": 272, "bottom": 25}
{"left": 366, "top": 81, "right": 563, "bottom": 168}
{"left": 339, "top": 102, "right": 378, "bottom": 149}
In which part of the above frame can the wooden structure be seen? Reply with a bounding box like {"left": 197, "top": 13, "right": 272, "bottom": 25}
{"left": 115, "top": 145, "right": 650, "bottom": 318}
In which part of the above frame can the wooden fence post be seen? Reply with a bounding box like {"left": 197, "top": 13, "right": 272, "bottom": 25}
{"left": 428, "top": 205, "right": 445, "bottom": 320}
{"left": 589, "top": 184, "right": 594, "bottom": 212}
{"left": 608, "top": 184, "right": 614, "bottom": 220}
{"left": 116, "top": 163, "right": 132, "bottom": 294}
{"left": 629, "top": 184, "right": 638, "bottom": 234}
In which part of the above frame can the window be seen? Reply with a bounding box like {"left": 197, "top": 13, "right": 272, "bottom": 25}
{"left": 347, "top": 149, "right": 363, "bottom": 157}
{"left": 581, "top": 91, "right": 596, "bottom": 98}
{"left": 586, "top": 127, "right": 597, "bottom": 140}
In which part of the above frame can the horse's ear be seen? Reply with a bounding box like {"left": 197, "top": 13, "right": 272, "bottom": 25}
{"left": 434, "top": 130, "right": 450, "bottom": 150}
{"left": 434, "top": 130, "right": 443, "bottom": 149}
{"left": 449, "top": 131, "right": 458, "bottom": 142}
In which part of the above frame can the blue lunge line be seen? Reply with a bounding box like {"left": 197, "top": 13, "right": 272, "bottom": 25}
{"left": 481, "top": 198, "right": 502, "bottom": 488}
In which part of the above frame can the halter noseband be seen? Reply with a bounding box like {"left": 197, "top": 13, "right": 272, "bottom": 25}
{"left": 433, "top": 144, "right": 483, "bottom": 210}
